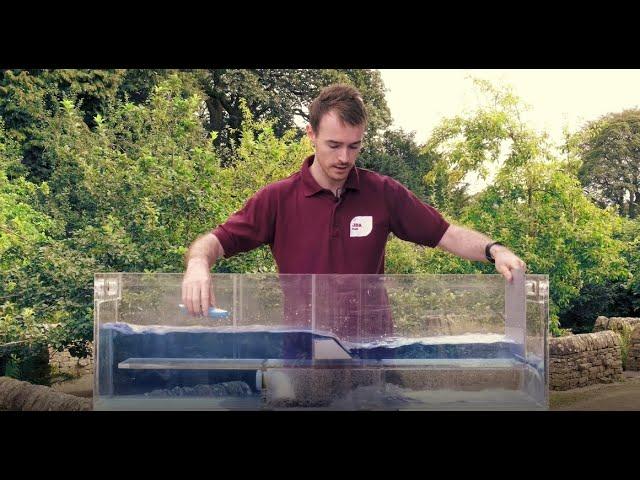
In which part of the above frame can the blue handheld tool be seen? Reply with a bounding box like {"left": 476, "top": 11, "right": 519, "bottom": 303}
{"left": 178, "top": 304, "right": 229, "bottom": 319}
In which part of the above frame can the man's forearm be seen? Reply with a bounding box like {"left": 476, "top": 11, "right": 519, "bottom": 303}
{"left": 436, "top": 224, "right": 507, "bottom": 262}
{"left": 185, "top": 233, "right": 225, "bottom": 269}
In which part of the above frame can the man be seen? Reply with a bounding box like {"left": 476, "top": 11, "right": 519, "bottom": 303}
{"left": 182, "top": 84, "right": 526, "bottom": 324}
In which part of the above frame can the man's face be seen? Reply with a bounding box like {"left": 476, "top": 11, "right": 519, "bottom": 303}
{"left": 306, "top": 111, "right": 365, "bottom": 186}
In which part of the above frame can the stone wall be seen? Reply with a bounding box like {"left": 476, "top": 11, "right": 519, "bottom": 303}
{"left": 627, "top": 325, "right": 640, "bottom": 371}
{"left": 549, "top": 331, "right": 623, "bottom": 390}
{"left": 49, "top": 343, "right": 94, "bottom": 378}
{"left": 592, "top": 316, "right": 640, "bottom": 372}
{"left": 593, "top": 316, "right": 640, "bottom": 333}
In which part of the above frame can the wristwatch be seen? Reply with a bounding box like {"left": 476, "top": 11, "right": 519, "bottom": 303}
{"left": 485, "top": 241, "right": 504, "bottom": 263}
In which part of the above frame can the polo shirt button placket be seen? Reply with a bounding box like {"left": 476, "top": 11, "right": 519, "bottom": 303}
{"left": 330, "top": 191, "right": 343, "bottom": 239}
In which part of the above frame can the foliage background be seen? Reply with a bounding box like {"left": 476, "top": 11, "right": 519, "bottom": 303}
{"left": 1, "top": 69, "right": 638, "bottom": 361}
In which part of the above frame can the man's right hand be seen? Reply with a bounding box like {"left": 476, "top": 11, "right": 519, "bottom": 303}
{"left": 181, "top": 258, "right": 216, "bottom": 316}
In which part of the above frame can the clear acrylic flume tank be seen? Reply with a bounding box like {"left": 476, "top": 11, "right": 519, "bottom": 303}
{"left": 93, "top": 271, "right": 548, "bottom": 410}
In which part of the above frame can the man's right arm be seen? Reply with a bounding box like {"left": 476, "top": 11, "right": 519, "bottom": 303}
{"left": 182, "top": 233, "right": 225, "bottom": 316}
{"left": 182, "top": 186, "right": 276, "bottom": 316}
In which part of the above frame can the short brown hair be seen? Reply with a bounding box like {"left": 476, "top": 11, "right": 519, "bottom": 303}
{"left": 309, "top": 84, "right": 368, "bottom": 133}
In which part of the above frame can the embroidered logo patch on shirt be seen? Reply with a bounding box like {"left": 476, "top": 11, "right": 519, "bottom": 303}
{"left": 350, "top": 216, "right": 373, "bottom": 237}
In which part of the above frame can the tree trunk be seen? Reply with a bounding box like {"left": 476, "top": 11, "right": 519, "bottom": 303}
{"left": 629, "top": 190, "right": 638, "bottom": 219}
{"left": 205, "top": 96, "right": 224, "bottom": 134}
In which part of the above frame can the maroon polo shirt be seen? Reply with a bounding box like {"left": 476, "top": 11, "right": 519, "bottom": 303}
{"left": 213, "top": 155, "right": 449, "bottom": 275}
{"left": 211, "top": 155, "right": 450, "bottom": 341}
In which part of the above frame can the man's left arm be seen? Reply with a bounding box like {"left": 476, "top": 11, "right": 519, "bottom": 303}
{"left": 436, "top": 224, "right": 526, "bottom": 282}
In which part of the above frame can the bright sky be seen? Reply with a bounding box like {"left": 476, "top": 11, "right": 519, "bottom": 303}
{"left": 379, "top": 69, "right": 640, "bottom": 147}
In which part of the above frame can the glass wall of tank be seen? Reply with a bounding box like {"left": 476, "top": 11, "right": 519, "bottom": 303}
{"left": 93, "top": 271, "right": 548, "bottom": 410}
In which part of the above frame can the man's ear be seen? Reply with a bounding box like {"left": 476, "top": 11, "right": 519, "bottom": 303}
{"left": 306, "top": 124, "right": 316, "bottom": 146}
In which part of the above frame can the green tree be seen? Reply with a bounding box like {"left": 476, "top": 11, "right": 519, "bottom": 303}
{"left": 359, "top": 128, "right": 436, "bottom": 201}
{"left": 389, "top": 78, "right": 633, "bottom": 334}
{"left": 574, "top": 109, "right": 640, "bottom": 218}
{"left": 0, "top": 119, "right": 79, "bottom": 350}
{"left": 1, "top": 69, "right": 391, "bottom": 177}
{"left": 421, "top": 79, "right": 550, "bottom": 217}
{"left": 462, "top": 161, "right": 628, "bottom": 333}
{"left": 621, "top": 217, "right": 640, "bottom": 313}
{"left": 196, "top": 69, "right": 391, "bottom": 141}
{"left": 1, "top": 75, "right": 318, "bottom": 355}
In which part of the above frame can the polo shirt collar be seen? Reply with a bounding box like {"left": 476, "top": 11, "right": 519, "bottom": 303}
{"left": 300, "top": 154, "right": 360, "bottom": 197}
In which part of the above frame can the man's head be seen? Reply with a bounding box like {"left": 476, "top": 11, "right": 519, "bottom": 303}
{"left": 306, "top": 84, "right": 368, "bottom": 190}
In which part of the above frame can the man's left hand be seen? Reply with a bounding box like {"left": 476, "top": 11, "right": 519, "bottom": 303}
{"left": 492, "top": 246, "right": 526, "bottom": 282}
